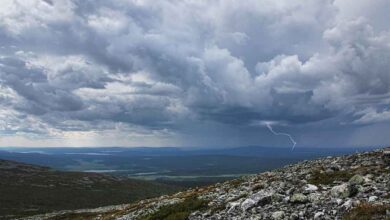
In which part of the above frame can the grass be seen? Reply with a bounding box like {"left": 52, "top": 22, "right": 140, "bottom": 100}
{"left": 229, "top": 178, "right": 245, "bottom": 187}
{"left": 210, "top": 203, "right": 226, "bottom": 214}
{"left": 139, "top": 197, "right": 208, "bottom": 220}
{"left": 48, "top": 212, "right": 104, "bottom": 220}
{"left": 342, "top": 203, "right": 390, "bottom": 220}
{"left": 308, "top": 170, "right": 355, "bottom": 185}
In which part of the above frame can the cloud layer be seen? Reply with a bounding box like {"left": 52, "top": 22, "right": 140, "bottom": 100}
{"left": 0, "top": 0, "right": 390, "bottom": 147}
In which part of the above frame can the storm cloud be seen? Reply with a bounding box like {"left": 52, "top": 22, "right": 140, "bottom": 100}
{"left": 0, "top": 0, "right": 390, "bottom": 147}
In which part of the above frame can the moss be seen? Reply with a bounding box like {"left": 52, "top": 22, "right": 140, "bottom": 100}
{"left": 210, "top": 203, "right": 227, "bottom": 214}
{"left": 308, "top": 170, "right": 354, "bottom": 185}
{"left": 48, "top": 212, "right": 104, "bottom": 220}
{"left": 139, "top": 197, "right": 208, "bottom": 220}
{"left": 229, "top": 178, "right": 244, "bottom": 187}
{"left": 342, "top": 203, "right": 390, "bottom": 220}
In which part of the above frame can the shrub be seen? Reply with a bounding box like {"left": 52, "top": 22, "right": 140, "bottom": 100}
{"left": 308, "top": 170, "right": 354, "bottom": 185}
{"left": 140, "top": 197, "right": 208, "bottom": 220}
{"left": 342, "top": 203, "right": 390, "bottom": 220}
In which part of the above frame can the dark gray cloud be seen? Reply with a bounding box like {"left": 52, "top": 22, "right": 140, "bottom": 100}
{"left": 0, "top": 0, "right": 389, "bottom": 147}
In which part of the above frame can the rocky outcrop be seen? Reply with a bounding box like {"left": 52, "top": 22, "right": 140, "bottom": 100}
{"left": 24, "top": 147, "right": 390, "bottom": 220}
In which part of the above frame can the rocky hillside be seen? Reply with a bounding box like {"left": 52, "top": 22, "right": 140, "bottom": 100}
{"left": 25, "top": 148, "right": 390, "bottom": 220}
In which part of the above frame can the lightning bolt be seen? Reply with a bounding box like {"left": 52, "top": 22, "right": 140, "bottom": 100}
{"left": 265, "top": 122, "right": 297, "bottom": 150}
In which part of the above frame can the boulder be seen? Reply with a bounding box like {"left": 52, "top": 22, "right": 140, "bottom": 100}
{"left": 241, "top": 190, "right": 273, "bottom": 211}
{"left": 368, "top": 196, "right": 378, "bottom": 202}
{"left": 331, "top": 183, "right": 358, "bottom": 198}
{"left": 349, "top": 175, "right": 365, "bottom": 185}
{"left": 272, "top": 211, "right": 285, "bottom": 220}
{"left": 290, "top": 193, "right": 308, "bottom": 203}
{"left": 304, "top": 184, "right": 318, "bottom": 192}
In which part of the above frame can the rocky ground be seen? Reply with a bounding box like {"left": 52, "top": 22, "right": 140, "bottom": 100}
{"left": 24, "top": 147, "right": 390, "bottom": 220}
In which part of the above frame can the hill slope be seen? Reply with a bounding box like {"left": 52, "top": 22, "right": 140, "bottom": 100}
{"left": 25, "top": 147, "right": 390, "bottom": 220}
{"left": 0, "top": 159, "right": 180, "bottom": 219}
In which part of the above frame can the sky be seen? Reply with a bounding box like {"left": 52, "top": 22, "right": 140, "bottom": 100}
{"left": 0, "top": 0, "right": 390, "bottom": 148}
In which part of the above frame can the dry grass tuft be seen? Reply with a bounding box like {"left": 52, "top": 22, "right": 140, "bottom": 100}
{"left": 342, "top": 203, "right": 390, "bottom": 220}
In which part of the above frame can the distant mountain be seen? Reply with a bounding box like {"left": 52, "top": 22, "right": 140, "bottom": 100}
{"left": 0, "top": 146, "right": 375, "bottom": 189}
{"left": 1, "top": 146, "right": 375, "bottom": 157}
{"left": 0, "top": 159, "right": 180, "bottom": 219}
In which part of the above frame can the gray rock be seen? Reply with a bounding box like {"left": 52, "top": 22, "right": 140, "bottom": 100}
{"left": 341, "top": 199, "right": 353, "bottom": 210}
{"left": 227, "top": 202, "right": 240, "bottom": 214}
{"left": 305, "top": 184, "right": 318, "bottom": 192}
{"left": 308, "top": 193, "right": 321, "bottom": 202}
{"left": 272, "top": 211, "right": 285, "bottom": 220}
{"left": 335, "top": 198, "right": 343, "bottom": 205}
{"left": 331, "top": 184, "right": 358, "bottom": 198}
{"left": 368, "top": 195, "right": 378, "bottom": 202}
{"left": 349, "top": 175, "right": 365, "bottom": 185}
{"left": 271, "top": 193, "right": 284, "bottom": 203}
{"left": 314, "top": 212, "right": 324, "bottom": 219}
{"left": 290, "top": 213, "right": 299, "bottom": 220}
{"left": 241, "top": 190, "right": 273, "bottom": 211}
{"left": 290, "top": 193, "right": 308, "bottom": 203}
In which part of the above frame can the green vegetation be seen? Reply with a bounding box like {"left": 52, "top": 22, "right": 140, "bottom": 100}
{"left": 308, "top": 170, "right": 354, "bottom": 185}
{"left": 342, "top": 203, "right": 390, "bottom": 220}
{"left": 229, "top": 178, "right": 245, "bottom": 187}
{"left": 0, "top": 159, "right": 180, "bottom": 219}
{"left": 47, "top": 212, "right": 103, "bottom": 220}
{"left": 139, "top": 197, "right": 208, "bottom": 220}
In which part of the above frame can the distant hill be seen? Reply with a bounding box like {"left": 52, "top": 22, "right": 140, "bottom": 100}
{"left": 0, "top": 159, "right": 180, "bottom": 219}
{"left": 0, "top": 146, "right": 370, "bottom": 189}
